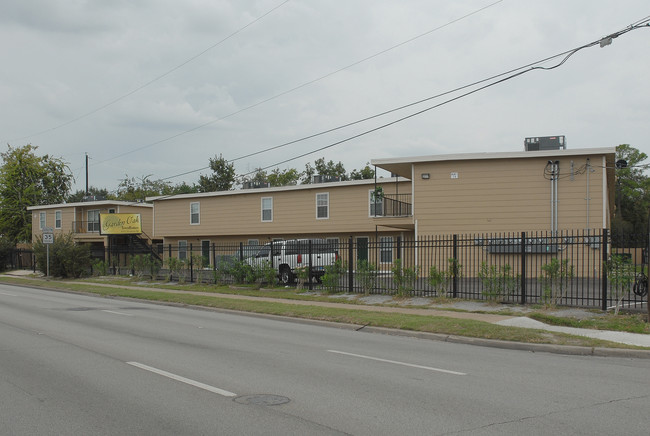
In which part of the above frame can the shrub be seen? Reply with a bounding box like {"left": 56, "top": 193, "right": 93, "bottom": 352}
{"left": 92, "top": 259, "right": 108, "bottom": 276}
{"left": 478, "top": 262, "right": 520, "bottom": 301}
{"left": 258, "top": 260, "right": 278, "bottom": 287}
{"left": 357, "top": 260, "right": 377, "bottom": 295}
{"left": 33, "top": 233, "right": 92, "bottom": 278}
{"left": 295, "top": 266, "right": 309, "bottom": 290}
{"left": 0, "top": 237, "right": 14, "bottom": 272}
{"left": 322, "top": 259, "right": 346, "bottom": 293}
{"left": 540, "top": 258, "right": 574, "bottom": 306}
{"left": 428, "top": 258, "right": 462, "bottom": 298}
{"left": 166, "top": 256, "right": 187, "bottom": 283}
{"left": 226, "top": 259, "right": 254, "bottom": 284}
{"left": 391, "top": 259, "right": 418, "bottom": 298}
{"left": 131, "top": 254, "right": 161, "bottom": 280}
{"left": 606, "top": 254, "right": 636, "bottom": 315}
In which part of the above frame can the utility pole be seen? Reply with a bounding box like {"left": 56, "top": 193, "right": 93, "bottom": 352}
{"left": 85, "top": 153, "right": 89, "bottom": 196}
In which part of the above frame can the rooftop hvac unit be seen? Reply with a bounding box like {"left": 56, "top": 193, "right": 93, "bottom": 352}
{"left": 312, "top": 175, "right": 340, "bottom": 184}
{"left": 242, "top": 181, "right": 270, "bottom": 189}
{"left": 524, "top": 135, "right": 566, "bottom": 151}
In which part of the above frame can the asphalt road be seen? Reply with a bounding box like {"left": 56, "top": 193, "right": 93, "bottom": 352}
{"left": 1, "top": 283, "right": 649, "bottom": 435}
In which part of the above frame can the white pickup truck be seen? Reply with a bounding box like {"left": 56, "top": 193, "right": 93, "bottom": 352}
{"left": 247, "top": 239, "right": 339, "bottom": 285}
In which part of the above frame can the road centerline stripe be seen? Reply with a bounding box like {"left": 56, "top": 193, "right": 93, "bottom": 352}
{"left": 327, "top": 350, "right": 467, "bottom": 376}
{"left": 102, "top": 310, "right": 133, "bottom": 316}
{"left": 126, "top": 362, "right": 237, "bottom": 397}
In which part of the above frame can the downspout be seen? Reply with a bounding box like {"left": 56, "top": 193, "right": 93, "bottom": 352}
{"left": 602, "top": 156, "right": 607, "bottom": 228}
{"left": 585, "top": 158, "right": 591, "bottom": 229}
{"left": 554, "top": 160, "right": 560, "bottom": 236}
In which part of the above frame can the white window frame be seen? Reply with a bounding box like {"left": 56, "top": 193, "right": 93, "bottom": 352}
{"left": 190, "top": 202, "right": 200, "bottom": 225}
{"left": 108, "top": 208, "right": 116, "bottom": 214}
{"left": 39, "top": 212, "right": 46, "bottom": 230}
{"left": 369, "top": 189, "right": 384, "bottom": 217}
{"left": 316, "top": 192, "right": 329, "bottom": 219}
{"left": 178, "top": 240, "right": 188, "bottom": 260}
{"left": 261, "top": 197, "right": 273, "bottom": 222}
{"left": 55, "top": 210, "right": 62, "bottom": 229}
{"left": 87, "top": 210, "right": 100, "bottom": 232}
{"left": 380, "top": 236, "right": 393, "bottom": 264}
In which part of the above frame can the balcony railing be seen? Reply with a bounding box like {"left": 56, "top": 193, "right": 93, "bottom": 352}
{"left": 372, "top": 194, "right": 412, "bottom": 217}
{"left": 72, "top": 221, "right": 100, "bottom": 233}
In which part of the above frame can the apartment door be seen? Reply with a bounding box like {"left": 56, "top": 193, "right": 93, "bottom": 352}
{"left": 201, "top": 240, "right": 211, "bottom": 267}
{"left": 356, "top": 237, "right": 369, "bottom": 263}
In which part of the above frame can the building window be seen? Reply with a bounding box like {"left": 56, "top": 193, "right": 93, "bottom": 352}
{"left": 87, "top": 210, "right": 100, "bottom": 232}
{"left": 55, "top": 211, "right": 62, "bottom": 229}
{"left": 39, "top": 212, "right": 46, "bottom": 230}
{"left": 178, "top": 240, "right": 187, "bottom": 260}
{"left": 261, "top": 197, "right": 273, "bottom": 222}
{"left": 190, "top": 202, "right": 200, "bottom": 225}
{"left": 380, "top": 236, "right": 393, "bottom": 263}
{"left": 369, "top": 189, "right": 384, "bottom": 216}
{"left": 316, "top": 193, "right": 329, "bottom": 219}
{"left": 108, "top": 208, "right": 116, "bottom": 214}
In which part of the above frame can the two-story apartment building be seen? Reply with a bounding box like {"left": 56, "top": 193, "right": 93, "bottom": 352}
{"left": 371, "top": 147, "right": 615, "bottom": 237}
{"left": 148, "top": 178, "right": 412, "bottom": 264}
{"left": 148, "top": 146, "right": 615, "bottom": 269}
{"left": 27, "top": 200, "right": 155, "bottom": 259}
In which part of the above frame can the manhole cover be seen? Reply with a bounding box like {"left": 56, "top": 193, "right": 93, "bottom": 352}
{"left": 234, "top": 394, "right": 290, "bottom": 406}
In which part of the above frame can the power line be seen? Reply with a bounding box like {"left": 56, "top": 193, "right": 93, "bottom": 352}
{"left": 156, "top": 18, "right": 650, "bottom": 183}
{"left": 90, "top": 0, "right": 504, "bottom": 167}
{"left": 9, "top": 0, "right": 291, "bottom": 143}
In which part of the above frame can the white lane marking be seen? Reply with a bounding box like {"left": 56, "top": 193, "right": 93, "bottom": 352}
{"left": 126, "top": 362, "right": 237, "bottom": 397}
{"left": 328, "top": 350, "right": 467, "bottom": 376}
{"left": 0, "top": 291, "right": 17, "bottom": 296}
{"left": 102, "top": 310, "right": 133, "bottom": 316}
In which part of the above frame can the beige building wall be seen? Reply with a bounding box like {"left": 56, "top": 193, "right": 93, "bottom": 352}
{"left": 372, "top": 150, "right": 614, "bottom": 236}
{"left": 152, "top": 180, "right": 413, "bottom": 241}
{"left": 29, "top": 201, "right": 154, "bottom": 244}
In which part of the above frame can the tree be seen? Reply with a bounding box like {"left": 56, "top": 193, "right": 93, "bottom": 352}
{"left": 66, "top": 186, "right": 113, "bottom": 203}
{"left": 613, "top": 144, "right": 650, "bottom": 237}
{"left": 267, "top": 168, "right": 301, "bottom": 187}
{"left": 302, "top": 158, "right": 348, "bottom": 183}
{"left": 197, "top": 154, "right": 236, "bottom": 192}
{"left": 350, "top": 163, "right": 375, "bottom": 180}
{"left": 0, "top": 144, "right": 72, "bottom": 242}
{"left": 115, "top": 175, "right": 172, "bottom": 201}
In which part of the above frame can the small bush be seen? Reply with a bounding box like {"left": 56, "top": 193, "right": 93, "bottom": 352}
{"left": 92, "top": 259, "right": 108, "bottom": 276}
{"left": 391, "top": 259, "right": 418, "bottom": 298}
{"left": 540, "top": 258, "right": 573, "bottom": 306}
{"left": 357, "top": 260, "right": 377, "bottom": 295}
{"left": 33, "top": 233, "right": 92, "bottom": 278}
{"left": 478, "top": 262, "right": 520, "bottom": 301}
{"left": 322, "top": 259, "right": 346, "bottom": 293}
{"left": 131, "top": 254, "right": 161, "bottom": 280}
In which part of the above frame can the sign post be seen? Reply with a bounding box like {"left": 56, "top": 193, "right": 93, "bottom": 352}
{"left": 42, "top": 227, "right": 54, "bottom": 278}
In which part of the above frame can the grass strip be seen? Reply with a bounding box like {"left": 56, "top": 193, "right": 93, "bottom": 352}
{"left": 2, "top": 276, "right": 646, "bottom": 350}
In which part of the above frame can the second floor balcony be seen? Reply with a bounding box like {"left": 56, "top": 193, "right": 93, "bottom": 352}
{"left": 371, "top": 194, "right": 412, "bottom": 217}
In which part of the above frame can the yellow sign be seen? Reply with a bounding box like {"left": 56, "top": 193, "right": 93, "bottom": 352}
{"left": 99, "top": 213, "right": 142, "bottom": 235}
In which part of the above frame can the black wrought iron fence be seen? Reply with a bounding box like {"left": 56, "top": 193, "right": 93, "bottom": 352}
{"left": 25, "top": 229, "right": 647, "bottom": 311}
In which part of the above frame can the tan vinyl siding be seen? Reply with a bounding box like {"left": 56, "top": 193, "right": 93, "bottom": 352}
{"left": 153, "top": 181, "right": 412, "bottom": 238}
{"left": 413, "top": 155, "right": 607, "bottom": 235}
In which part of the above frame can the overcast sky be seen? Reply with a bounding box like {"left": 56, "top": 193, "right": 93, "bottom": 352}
{"left": 1, "top": 0, "right": 648, "bottom": 194}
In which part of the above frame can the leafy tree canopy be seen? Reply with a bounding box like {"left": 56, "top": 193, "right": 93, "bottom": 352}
{"left": 67, "top": 186, "right": 114, "bottom": 203}
{"left": 115, "top": 175, "right": 198, "bottom": 201}
{"left": 613, "top": 144, "right": 650, "bottom": 236}
{"left": 0, "top": 144, "right": 72, "bottom": 242}
{"left": 197, "top": 154, "right": 236, "bottom": 192}
{"left": 350, "top": 162, "right": 375, "bottom": 180}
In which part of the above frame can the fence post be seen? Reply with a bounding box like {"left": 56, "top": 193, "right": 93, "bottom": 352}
{"left": 397, "top": 237, "right": 401, "bottom": 260}
{"left": 452, "top": 234, "right": 458, "bottom": 298}
{"left": 239, "top": 242, "right": 244, "bottom": 262}
{"left": 348, "top": 236, "right": 354, "bottom": 293}
{"left": 189, "top": 243, "right": 194, "bottom": 283}
{"left": 168, "top": 244, "right": 173, "bottom": 281}
{"left": 212, "top": 243, "right": 216, "bottom": 274}
{"left": 602, "top": 229, "right": 608, "bottom": 311}
{"left": 520, "top": 232, "right": 527, "bottom": 305}
{"left": 308, "top": 239, "right": 313, "bottom": 291}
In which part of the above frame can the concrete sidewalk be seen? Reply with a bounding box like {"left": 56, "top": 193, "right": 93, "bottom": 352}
{"left": 2, "top": 271, "right": 649, "bottom": 350}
